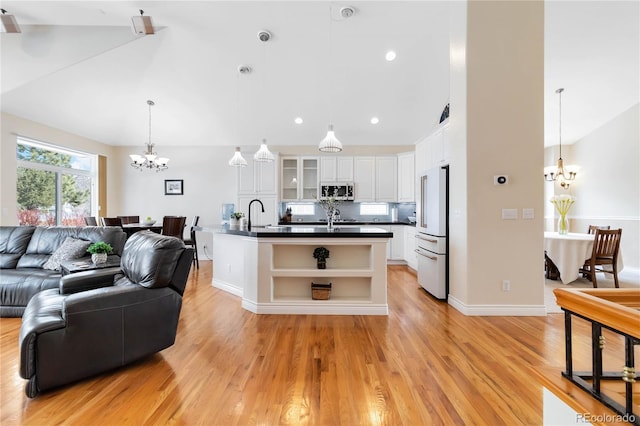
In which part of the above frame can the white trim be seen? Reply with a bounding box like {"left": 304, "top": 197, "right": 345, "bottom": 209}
{"left": 448, "top": 295, "right": 547, "bottom": 316}
{"left": 544, "top": 215, "right": 639, "bottom": 221}
{"left": 242, "top": 300, "right": 389, "bottom": 315}
{"left": 212, "top": 279, "right": 243, "bottom": 297}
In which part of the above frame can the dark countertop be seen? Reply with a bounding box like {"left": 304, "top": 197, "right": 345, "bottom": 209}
{"left": 278, "top": 221, "right": 416, "bottom": 227}
{"left": 195, "top": 224, "right": 393, "bottom": 238}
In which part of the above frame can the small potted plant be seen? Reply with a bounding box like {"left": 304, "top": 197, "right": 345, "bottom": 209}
{"left": 313, "top": 246, "right": 330, "bottom": 269}
{"left": 87, "top": 242, "right": 113, "bottom": 264}
{"left": 230, "top": 212, "right": 244, "bottom": 228}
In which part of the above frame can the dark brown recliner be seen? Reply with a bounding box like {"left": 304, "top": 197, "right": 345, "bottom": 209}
{"left": 18, "top": 231, "right": 193, "bottom": 397}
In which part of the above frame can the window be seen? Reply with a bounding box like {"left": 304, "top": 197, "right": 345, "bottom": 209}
{"left": 359, "top": 203, "right": 389, "bottom": 215}
{"left": 16, "top": 138, "right": 96, "bottom": 226}
{"left": 286, "top": 203, "right": 315, "bottom": 216}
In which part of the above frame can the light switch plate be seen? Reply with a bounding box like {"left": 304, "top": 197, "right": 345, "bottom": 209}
{"left": 501, "top": 208, "right": 518, "bottom": 220}
{"left": 522, "top": 208, "right": 534, "bottom": 219}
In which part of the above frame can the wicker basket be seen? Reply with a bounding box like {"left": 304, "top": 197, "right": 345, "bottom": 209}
{"left": 311, "top": 282, "right": 332, "bottom": 300}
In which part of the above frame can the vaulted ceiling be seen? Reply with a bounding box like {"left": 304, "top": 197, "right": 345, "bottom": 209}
{"left": 1, "top": 1, "right": 638, "bottom": 149}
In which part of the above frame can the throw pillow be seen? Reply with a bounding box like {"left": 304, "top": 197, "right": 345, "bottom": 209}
{"left": 43, "top": 237, "right": 91, "bottom": 271}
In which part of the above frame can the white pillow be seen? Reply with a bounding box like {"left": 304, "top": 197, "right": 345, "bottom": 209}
{"left": 43, "top": 237, "right": 91, "bottom": 271}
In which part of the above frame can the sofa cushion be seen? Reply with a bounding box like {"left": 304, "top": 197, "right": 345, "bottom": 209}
{"left": 43, "top": 237, "right": 91, "bottom": 271}
{"left": 121, "top": 231, "right": 185, "bottom": 289}
{"left": 0, "top": 269, "right": 62, "bottom": 311}
{"left": 0, "top": 226, "right": 36, "bottom": 269}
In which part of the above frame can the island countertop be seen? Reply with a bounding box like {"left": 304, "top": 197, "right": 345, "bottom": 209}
{"left": 195, "top": 224, "right": 393, "bottom": 238}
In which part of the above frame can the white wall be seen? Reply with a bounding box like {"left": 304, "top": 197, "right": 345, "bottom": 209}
{"left": 545, "top": 103, "right": 639, "bottom": 271}
{"left": 116, "top": 145, "right": 238, "bottom": 257}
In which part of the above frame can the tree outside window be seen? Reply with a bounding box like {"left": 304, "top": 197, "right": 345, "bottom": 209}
{"left": 16, "top": 140, "right": 95, "bottom": 226}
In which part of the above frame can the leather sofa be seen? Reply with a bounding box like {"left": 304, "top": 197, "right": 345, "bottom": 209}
{"left": 19, "top": 231, "right": 193, "bottom": 397}
{"left": 0, "top": 226, "right": 127, "bottom": 317}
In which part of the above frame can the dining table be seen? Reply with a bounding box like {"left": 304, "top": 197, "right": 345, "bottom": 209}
{"left": 122, "top": 223, "right": 163, "bottom": 237}
{"left": 544, "top": 231, "right": 624, "bottom": 284}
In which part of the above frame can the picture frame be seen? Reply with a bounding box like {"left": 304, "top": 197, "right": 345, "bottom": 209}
{"left": 164, "top": 179, "right": 184, "bottom": 195}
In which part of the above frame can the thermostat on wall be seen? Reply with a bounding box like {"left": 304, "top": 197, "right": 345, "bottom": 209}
{"left": 494, "top": 175, "right": 508, "bottom": 185}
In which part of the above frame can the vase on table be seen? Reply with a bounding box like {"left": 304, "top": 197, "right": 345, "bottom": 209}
{"left": 557, "top": 214, "right": 569, "bottom": 235}
{"left": 326, "top": 207, "right": 335, "bottom": 231}
{"left": 91, "top": 253, "right": 107, "bottom": 264}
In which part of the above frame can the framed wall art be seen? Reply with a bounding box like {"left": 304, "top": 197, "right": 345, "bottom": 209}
{"left": 164, "top": 179, "right": 184, "bottom": 195}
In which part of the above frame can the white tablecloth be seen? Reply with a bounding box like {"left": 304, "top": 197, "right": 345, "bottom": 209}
{"left": 544, "top": 232, "right": 624, "bottom": 284}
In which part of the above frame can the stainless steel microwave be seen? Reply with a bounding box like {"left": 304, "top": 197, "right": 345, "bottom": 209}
{"left": 320, "top": 183, "right": 354, "bottom": 200}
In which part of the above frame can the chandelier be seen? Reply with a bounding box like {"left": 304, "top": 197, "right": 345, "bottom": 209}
{"left": 130, "top": 100, "right": 169, "bottom": 172}
{"left": 544, "top": 88, "right": 576, "bottom": 188}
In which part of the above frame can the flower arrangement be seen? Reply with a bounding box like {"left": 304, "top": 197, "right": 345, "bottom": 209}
{"left": 318, "top": 188, "right": 341, "bottom": 228}
{"left": 87, "top": 242, "right": 113, "bottom": 254}
{"left": 550, "top": 194, "right": 575, "bottom": 234}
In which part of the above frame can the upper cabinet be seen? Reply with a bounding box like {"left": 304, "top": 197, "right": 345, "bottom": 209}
{"left": 397, "top": 152, "right": 415, "bottom": 202}
{"left": 354, "top": 156, "right": 397, "bottom": 202}
{"left": 320, "top": 156, "right": 354, "bottom": 182}
{"left": 415, "top": 120, "right": 450, "bottom": 174}
{"left": 238, "top": 154, "right": 278, "bottom": 195}
{"left": 281, "top": 156, "right": 318, "bottom": 201}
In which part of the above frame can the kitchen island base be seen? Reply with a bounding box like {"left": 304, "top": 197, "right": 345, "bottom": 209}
{"left": 212, "top": 231, "right": 390, "bottom": 315}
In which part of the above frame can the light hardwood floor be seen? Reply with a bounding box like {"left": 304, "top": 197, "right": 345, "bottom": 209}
{"left": 1, "top": 262, "right": 636, "bottom": 425}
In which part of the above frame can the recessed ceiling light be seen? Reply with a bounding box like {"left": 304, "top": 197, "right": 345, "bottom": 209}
{"left": 294, "top": 117, "right": 303, "bottom": 124}
{"left": 370, "top": 117, "right": 379, "bottom": 124}
{"left": 385, "top": 51, "right": 397, "bottom": 62}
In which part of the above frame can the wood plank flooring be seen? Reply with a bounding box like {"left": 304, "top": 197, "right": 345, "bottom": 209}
{"left": 1, "top": 262, "right": 637, "bottom": 425}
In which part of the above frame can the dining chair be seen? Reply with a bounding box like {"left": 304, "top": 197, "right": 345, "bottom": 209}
{"left": 183, "top": 216, "right": 200, "bottom": 269}
{"left": 117, "top": 215, "right": 140, "bottom": 225}
{"left": 587, "top": 225, "right": 610, "bottom": 234}
{"left": 161, "top": 216, "right": 187, "bottom": 240}
{"left": 101, "top": 217, "right": 123, "bottom": 227}
{"left": 579, "top": 228, "right": 622, "bottom": 288}
{"left": 83, "top": 216, "right": 98, "bottom": 226}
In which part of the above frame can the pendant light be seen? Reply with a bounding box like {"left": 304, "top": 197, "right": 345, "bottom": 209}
{"left": 254, "top": 30, "right": 275, "bottom": 162}
{"left": 228, "top": 147, "right": 247, "bottom": 167}
{"left": 318, "top": 5, "right": 350, "bottom": 153}
{"left": 129, "top": 100, "right": 169, "bottom": 172}
{"left": 228, "top": 66, "right": 249, "bottom": 167}
{"left": 544, "top": 88, "right": 577, "bottom": 188}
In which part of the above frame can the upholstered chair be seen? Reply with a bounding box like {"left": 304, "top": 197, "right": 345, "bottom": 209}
{"left": 19, "top": 231, "right": 193, "bottom": 397}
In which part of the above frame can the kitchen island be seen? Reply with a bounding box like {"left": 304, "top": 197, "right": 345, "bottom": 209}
{"left": 198, "top": 225, "right": 392, "bottom": 315}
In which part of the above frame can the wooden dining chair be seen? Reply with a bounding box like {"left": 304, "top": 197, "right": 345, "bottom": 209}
{"left": 183, "top": 216, "right": 200, "bottom": 269}
{"left": 117, "top": 216, "right": 140, "bottom": 225}
{"left": 579, "top": 228, "right": 622, "bottom": 288}
{"left": 84, "top": 216, "right": 98, "bottom": 226}
{"left": 101, "top": 217, "right": 123, "bottom": 227}
{"left": 587, "top": 225, "right": 610, "bottom": 234}
{"left": 161, "top": 216, "right": 187, "bottom": 240}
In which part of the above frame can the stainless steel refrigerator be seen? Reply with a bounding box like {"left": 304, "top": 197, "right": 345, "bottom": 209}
{"left": 416, "top": 165, "right": 448, "bottom": 299}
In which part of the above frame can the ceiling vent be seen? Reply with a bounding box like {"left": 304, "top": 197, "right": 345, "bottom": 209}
{"left": 340, "top": 6, "right": 355, "bottom": 19}
{"left": 257, "top": 30, "right": 271, "bottom": 42}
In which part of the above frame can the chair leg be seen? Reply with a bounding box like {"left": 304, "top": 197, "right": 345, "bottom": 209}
{"left": 612, "top": 265, "right": 619, "bottom": 288}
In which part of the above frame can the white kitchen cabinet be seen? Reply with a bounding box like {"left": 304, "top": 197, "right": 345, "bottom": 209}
{"left": 320, "top": 156, "right": 353, "bottom": 182}
{"left": 237, "top": 154, "right": 278, "bottom": 195}
{"left": 375, "top": 156, "right": 397, "bottom": 202}
{"left": 237, "top": 195, "right": 278, "bottom": 227}
{"left": 390, "top": 225, "right": 405, "bottom": 260}
{"left": 353, "top": 157, "right": 376, "bottom": 201}
{"left": 430, "top": 121, "right": 450, "bottom": 167}
{"left": 397, "top": 152, "right": 415, "bottom": 202}
{"left": 404, "top": 226, "right": 417, "bottom": 270}
{"left": 280, "top": 156, "right": 318, "bottom": 201}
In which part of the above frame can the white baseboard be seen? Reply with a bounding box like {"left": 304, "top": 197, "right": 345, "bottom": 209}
{"left": 448, "top": 295, "right": 547, "bottom": 316}
{"left": 241, "top": 300, "right": 389, "bottom": 315}
{"left": 212, "top": 279, "right": 242, "bottom": 297}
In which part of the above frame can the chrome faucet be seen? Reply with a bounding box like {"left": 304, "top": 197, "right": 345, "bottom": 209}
{"left": 247, "top": 199, "right": 264, "bottom": 231}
